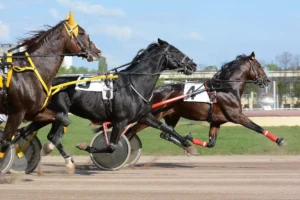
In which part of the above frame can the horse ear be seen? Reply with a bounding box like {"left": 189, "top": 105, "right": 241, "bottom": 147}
{"left": 158, "top": 38, "right": 167, "bottom": 46}
{"left": 68, "top": 10, "right": 77, "bottom": 27}
{"left": 66, "top": 10, "right": 78, "bottom": 36}
{"left": 250, "top": 51, "right": 255, "bottom": 60}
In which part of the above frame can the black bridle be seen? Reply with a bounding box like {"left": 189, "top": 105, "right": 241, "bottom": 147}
{"left": 109, "top": 45, "right": 195, "bottom": 76}
{"left": 248, "top": 59, "right": 267, "bottom": 87}
{"left": 115, "top": 45, "right": 195, "bottom": 104}
{"left": 2, "top": 20, "right": 91, "bottom": 59}
{"left": 211, "top": 59, "right": 268, "bottom": 88}
{"left": 63, "top": 21, "right": 93, "bottom": 58}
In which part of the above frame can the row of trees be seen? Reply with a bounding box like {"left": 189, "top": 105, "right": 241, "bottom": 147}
{"left": 59, "top": 51, "right": 300, "bottom": 75}
{"left": 57, "top": 57, "right": 109, "bottom": 76}
{"left": 200, "top": 52, "right": 300, "bottom": 72}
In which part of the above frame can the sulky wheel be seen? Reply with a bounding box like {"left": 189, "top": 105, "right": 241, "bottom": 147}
{"left": 9, "top": 133, "right": 42, "bottom": 174}
{"left": 0, "top": 132, "right": 16, "bottom": 175}
{"left": 90, "top": 131, "right": 131, "bottom": 171}
{"left": 124, "top": 134, "right": 142, "bottom": 167}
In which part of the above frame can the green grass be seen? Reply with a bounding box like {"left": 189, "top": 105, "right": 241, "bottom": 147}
{"left": 6, "top": 115, "right": 300, "bottom": 156}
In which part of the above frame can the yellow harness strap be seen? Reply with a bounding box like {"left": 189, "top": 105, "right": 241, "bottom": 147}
{"left": 0, "top": 53, "right": 13, "bottom": 88}
{"left": 50, "top": 75, "right": 118, "bottom": 95}
{"left": 12, "top": 52, "right": 51, "bottom": 111}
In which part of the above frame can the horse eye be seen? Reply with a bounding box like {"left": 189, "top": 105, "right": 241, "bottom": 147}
{"left": 79, "top": 32, "right": 85, "bottom": 35}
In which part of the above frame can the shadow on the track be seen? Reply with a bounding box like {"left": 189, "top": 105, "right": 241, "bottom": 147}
{"left": 133, "top": 163, "right": 196, "bottom": 169}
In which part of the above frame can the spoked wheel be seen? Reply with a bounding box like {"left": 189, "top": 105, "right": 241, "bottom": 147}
{"left": 9, "top": 133, "right": 42, "bottom": 174}
{"left": 0, "top": 132, "right": 15, "bottom": 175}
{"left": 124, "top": 134, "right": 142, "bottom": 167}
{"left": 90, "top": 131, "right": 131, "bottom": 171}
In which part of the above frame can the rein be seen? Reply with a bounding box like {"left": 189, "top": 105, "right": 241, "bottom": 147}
{"left": 108, "top": 46, "right": 192, "bottom": 76}
{"left": 0, "top": 20, "right": 93, "bottom": 113}
{"left": 0, "top": 20, "right": 91, "bottom": 59}
{"left": 0, "top": 52, "right": 87, "bottom": 59}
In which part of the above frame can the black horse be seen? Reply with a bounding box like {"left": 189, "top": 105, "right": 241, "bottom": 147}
{"left": 19, "top": 38, "right": 197, "bottom": 173}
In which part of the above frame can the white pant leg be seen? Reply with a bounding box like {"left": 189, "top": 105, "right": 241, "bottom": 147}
{"left": 0, "top": 114, "right": 8, "bottom": 122}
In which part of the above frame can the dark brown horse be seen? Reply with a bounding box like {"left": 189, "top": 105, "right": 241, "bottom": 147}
{"left": 126, "top": 52, "right": 286, "bottom": 152}
{"left": 0, "top": 11, "right": 101, "bottom": 173}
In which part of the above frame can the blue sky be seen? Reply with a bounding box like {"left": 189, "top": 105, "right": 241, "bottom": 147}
{"left": 0, "top": 0, "right": 299, "bottom": 70}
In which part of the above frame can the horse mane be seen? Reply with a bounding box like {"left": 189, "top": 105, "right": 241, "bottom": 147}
{"left": 213, "top": 54, "right": 250, "bottom": 80}
{"left": 121, "top": 42, "right": 160, "bottom": 72}
{"left": 17, "top": 21, "right": 64, "bottom": 52}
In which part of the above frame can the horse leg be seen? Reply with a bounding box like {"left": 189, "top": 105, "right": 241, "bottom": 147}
{"left": 206, "top": 123, "right": 220, "bottom": 148}
{"left": 76, "top": 120, "right": 128, "bottom": 153}
{"left": 125, "top": 108, "right": 175, "bottom": 139}
{"left": 230, "top": 113, "right": 286, "bottom": 146}
{"left": 57, "top": 143, "right": 75, "bottom": 174}
{"left": 0, "top": 111, "right": 25, "bottom": 143}
{"left": 18, "top": 121, "right": 50, "bottom": 137}
{"left": 138, "top": 113, "right": 198, "bottom": 155}
{"left": 42, "top": 115, "right": 75, "bottom": 173}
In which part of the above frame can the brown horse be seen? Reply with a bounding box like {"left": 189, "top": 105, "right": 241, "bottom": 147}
{"left": 0, "top": 11, "right": 101, "bottom": 173}
{"left": 126, "top": 52, "right": 286, "bottom": 153}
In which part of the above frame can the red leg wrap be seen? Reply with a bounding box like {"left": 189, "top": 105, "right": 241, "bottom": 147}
{"left": 263, "top": 130, "right": 278, "bottom": 142}
{"left": 192, "top": 138, "right": 207, "bottom": 147}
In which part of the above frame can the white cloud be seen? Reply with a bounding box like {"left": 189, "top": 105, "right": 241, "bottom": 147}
{"left": 104, "top": 26, "right": 132, "bottom": 41}
{"left": 49, "top": 9, "right": 61, "bottom": 19}
{"left": 184, "top": 32, "right": 205, "bottom": 41}
{"left": 0, "top": 21, "right": 9, "bottom": 41}
{"left": 89, "top": 25, "right": 132, "bottom": 41}
{"left": 57, "top": 0, "right": 124, "bottom": 16}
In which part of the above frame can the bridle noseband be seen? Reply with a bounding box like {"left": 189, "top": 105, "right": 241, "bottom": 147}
{"left": 164, "top": 46, "right": 194, "bottom": 74}
{"left": 248, "top": 59, "right": 266, "bottom": 87}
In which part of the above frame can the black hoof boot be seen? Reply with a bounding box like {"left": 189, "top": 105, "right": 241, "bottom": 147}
{"left": 0, "top": 140, "right": 9, "bottom": 153}
{"left": 55, "top": 113, "right": 70, "bottom": 126}
{"left": 206, "top": 142, "right": 215, "bottom": 148}
{"left": 276, "top": 138, "right": 287, "bottom": 146}
{"left": 184, "top": 132, "right": 193, "bottom": 141}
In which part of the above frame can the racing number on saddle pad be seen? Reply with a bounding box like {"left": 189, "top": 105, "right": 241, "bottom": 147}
{"left": 186, "top": 85, "right": 201, "bottom": 100}
{"left": 183, "top": 83, "right": 210, "bottom": 103}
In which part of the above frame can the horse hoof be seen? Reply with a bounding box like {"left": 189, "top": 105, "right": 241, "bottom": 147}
{"left": 75, "top": 142, "right": 88, "bottom": 150}
{"left": 65, "top": 163, "right": 76, "bottom": 174}
{"left": 184, "top": 146, "right": 198, "bottom": 156}
{"left": 184, "top": 132, "right": 193, "bottom": 141}
{"left": 279, "top": 140, "right": 288, "bottom": 146}
{"left": 277, "top": 138, "right": 288, "bottom": 146}
{"left": 65, "top": 157, "right": 76, "bottom": 174}
{"left": 42, "top": 143, "right": 54, "bottom": 156}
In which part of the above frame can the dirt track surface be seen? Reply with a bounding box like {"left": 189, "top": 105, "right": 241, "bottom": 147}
{"left": 1, "top": 155, "right": 299, "bottom": 200}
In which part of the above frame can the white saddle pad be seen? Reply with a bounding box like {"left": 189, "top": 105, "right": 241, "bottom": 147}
{"left": 75, "top": 76, "right": 114, "bottom": 100}
{"left": 183, "top": 83, "right": 210, "bottom": 103}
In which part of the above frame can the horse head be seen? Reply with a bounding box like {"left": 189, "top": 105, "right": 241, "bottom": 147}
{"left": 61, "top": 11, "right": 101, "bottom": 62}
{"left": 247, "top": 52, "right": 270, "bottom": 88}
{"left": 214, "top": 52, "right": 270, "bottom": 88}
{"left": 157, "top": 38, "right": 197, "bottom": 75}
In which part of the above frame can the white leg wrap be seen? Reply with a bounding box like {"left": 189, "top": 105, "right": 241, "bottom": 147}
{"left": 65, "top": 157, "right": 73, "bottom": 167}
{"left": 49, "top": 143, "right": 55, "bottom": 150}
